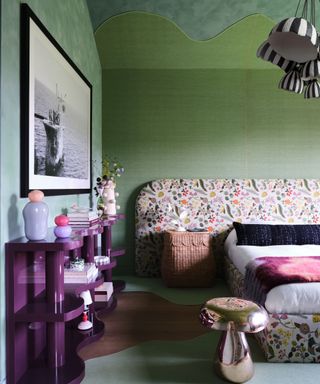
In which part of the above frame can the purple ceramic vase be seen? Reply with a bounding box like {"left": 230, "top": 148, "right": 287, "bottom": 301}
{"left": 23, "top": 190, "right": 49, "bottom": 240}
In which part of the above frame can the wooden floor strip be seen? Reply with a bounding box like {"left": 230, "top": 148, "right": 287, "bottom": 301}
{"left": 79, "top": 291, "right": 209, "bottom": 360}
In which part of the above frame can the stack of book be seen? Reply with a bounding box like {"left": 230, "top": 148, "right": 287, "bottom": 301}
{"left": 64, "top": 263, "right": 99, "bottom": 284}
{"left": 94, "top": 282, "right": 114, "bottom": 302}
{"left": 68, "top": 210, "right": 99, "bottom": 228}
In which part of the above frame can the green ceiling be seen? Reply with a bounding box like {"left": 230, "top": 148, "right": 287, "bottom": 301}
{"left": 86, "top": 0, "right": 318, "bottom": 40}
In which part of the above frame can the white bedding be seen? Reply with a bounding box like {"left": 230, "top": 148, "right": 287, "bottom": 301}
{"left": 224, "top": 229, "right": 320, "bottom": 313}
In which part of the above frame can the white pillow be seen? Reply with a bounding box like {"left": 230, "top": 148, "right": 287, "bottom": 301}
{"left": 224, "top": 229, "right": 237, "bottom": 248}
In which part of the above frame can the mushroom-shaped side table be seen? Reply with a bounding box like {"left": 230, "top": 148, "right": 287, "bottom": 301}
{"left": 199, "top": 297, "right": 268, "bottom": 383}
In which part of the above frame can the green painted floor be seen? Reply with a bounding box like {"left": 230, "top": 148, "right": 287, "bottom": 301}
{"left": 83, "top": 277, "right": 320, "bottom": 384}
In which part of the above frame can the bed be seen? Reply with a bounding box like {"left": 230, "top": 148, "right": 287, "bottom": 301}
{"left": 135, "top": 178, "right": 320, "bottom": 362}
{"left": 224, "top": 224, "right": 320, "bottom": 362}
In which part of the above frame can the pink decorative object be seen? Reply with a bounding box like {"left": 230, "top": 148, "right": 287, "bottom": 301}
{"left": 102, "top": 180, "right": 117, "bottom": 215}
{"left": 28, "top": 189, "right": 44, "bottom": 202}
{"left": 54, "top": 214, "right": 71, "bottom": 238}
{"left": 54, "top": 225, "right": 72, "bottom": 238}
{"left": 54, "top": 214, "right": 69, "bottom": 226}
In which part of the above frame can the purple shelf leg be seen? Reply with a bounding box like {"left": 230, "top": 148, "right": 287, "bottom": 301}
{"left": 46, "top": 251, "right": 65, "bottom": 368}
{"left": 82, "top": 235, "right": 95, "bottom": 263}
{"left": 101, "top": 225, "right": 112, "bottom": 258}
{"left": 47, "top": 322, "right": 65, "bottom": 368}
{"left": 101, "top": 225, "right": 113, "bottom": 281}
{"left": 94, "top": 234, "right": 98, "bottom": 256}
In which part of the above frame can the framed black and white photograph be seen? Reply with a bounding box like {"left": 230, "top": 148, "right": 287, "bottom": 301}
{"left": 20, "top": 4, "right": 92, "bottom": 196}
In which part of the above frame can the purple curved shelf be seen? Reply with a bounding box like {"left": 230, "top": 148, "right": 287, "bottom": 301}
{"left": 6, "top": 214, "right": 126, "bottom": 384}
{"left": 74, "top": 315, "right": 105, "bottom": 351}
{"left": 110, "top": 248, "right": 125, "bottom": 257}
{"left": 5, "top": 231, "right": 83, "bottom": 252}
{"left": 113, "top": 280, "right": 126, "bottom": 293}
{"left": 65, "top": 275, "right": 105, "bottom": 296}
{"left": 97, "top": 259, "right": 117, "bottom": 271}
{"left": 94, "top": 295, "right": 117, "bottom": 316}
{"left": 17, "top": 316, "right": 104, "bottom": 384}
{"left": 15, "top": 293, "right": 84, "bottom": 322}
{"left": 72, "top": 225, "right": 103, "bottom": 237}
{"left": 99, "top": 213, "right": 125, "bottom": 226}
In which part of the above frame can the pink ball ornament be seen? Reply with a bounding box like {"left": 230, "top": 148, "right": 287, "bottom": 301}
{"left": 28, "top": 189, "right": 44, "bottom": 202}
{"left": 54, "top": 214, "right": 69, "bottom": 226}
{"left": 54, "top": 225, "right": 72, "bottom": 238}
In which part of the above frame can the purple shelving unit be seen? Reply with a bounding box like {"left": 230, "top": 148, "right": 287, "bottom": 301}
{"left": 77, "top": 214, "right": 126, "bottom": 316}
{"left": 99, "top": 215, "right": 126, "bottom": 286}
{"left": 94, "top": 294, "right": 117, "bottom": 315}
{"left": 6, "top": 215, "right": 126, "bottom": 384}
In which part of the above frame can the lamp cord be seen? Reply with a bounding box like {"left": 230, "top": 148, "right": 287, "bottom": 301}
{"left": 295, "top": 0, "right": 302, "bottom": 16}
{"left": 302, "top": 0, "right": 308, "bottom": 20}
{"left": 295, "top": 0, "right": 317, "bottom": 27}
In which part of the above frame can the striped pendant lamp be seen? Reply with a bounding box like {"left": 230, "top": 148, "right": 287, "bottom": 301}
{"left": 304, "top": 79, "right": 320, "bottom": 98}
{"left": 301, "top": 56, "right": 320, "bottom": 79}
{"left": 268, "top": 17, "right": 318, "bottom": 62}
{"left": 256, "top": 1, "right": 320, "bottom": 99}
{"left": 278, "top": 70, "right": 304, "bottom": 93}
{"left": 256, "top": 41, "right": 297, "bottom": 72}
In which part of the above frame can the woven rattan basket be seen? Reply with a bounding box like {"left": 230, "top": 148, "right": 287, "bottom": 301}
{"left": 161, "top": 231, "right": 215, "bottom": 287}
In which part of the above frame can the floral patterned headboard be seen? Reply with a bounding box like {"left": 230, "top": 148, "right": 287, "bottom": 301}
{"left": 135, "top": 178, "right": 320, "bottom": 277}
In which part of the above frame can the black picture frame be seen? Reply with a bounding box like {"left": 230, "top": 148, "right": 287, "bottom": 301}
{"left": 20, "top": 4, "right": 92, "bottom": 197}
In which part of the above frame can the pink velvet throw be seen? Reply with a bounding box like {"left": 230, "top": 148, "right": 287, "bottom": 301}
{"left": 244, "top": 256, "right": 320, "bottom": 306}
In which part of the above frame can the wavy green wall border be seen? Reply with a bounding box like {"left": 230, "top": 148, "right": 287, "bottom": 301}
{"left": 87, "top": 0, "right": 314, "bottom": 40}
{"left": 96, "top": 12, "right": 275, "bottom": 70}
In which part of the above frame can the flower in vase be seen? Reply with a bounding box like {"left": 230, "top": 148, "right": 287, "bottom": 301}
{"left": 93, "top": 156, "right": 124, "bottom": 197}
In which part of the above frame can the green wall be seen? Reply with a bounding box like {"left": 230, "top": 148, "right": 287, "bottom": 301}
{"left": 0, "top": 0, "right": 101, "bottom": 381}
{"left": 97, "top": 12, "right": 320, "bottom": 275}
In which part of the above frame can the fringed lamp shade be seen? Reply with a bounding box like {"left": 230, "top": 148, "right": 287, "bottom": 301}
{"left": 278, "top": 70, "right": 304, "bottom": 93}
{"left": 268, "top": 17, "right": 318, "bottom": 63}
{"left": 304, "top": 79, "right": 320, "bottom": 98}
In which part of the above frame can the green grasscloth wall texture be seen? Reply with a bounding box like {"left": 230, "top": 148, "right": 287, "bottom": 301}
{"left": 97, "top": 13, "right": 320, "bottom": 275}
{"left": 0, "top": 1, "right": 101, "bottom": 380}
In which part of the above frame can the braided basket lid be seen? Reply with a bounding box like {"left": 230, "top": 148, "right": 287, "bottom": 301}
{"left": 165, "top": 231, "right": 210, "bottom": 247}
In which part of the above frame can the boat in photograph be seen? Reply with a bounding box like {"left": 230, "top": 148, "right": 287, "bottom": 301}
{"left": 43, "top": 109, "right": 65, "bottom": 176}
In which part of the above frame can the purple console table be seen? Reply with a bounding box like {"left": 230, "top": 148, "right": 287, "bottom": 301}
{"left": 5, "top": 214, "right": 125, "bottom": 384}
{"left": 5, "top": 231, "right": 104, "bottom": 384}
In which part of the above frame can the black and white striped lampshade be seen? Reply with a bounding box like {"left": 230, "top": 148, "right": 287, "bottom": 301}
{"left": 304, "top": 79, "right": 320, "bottom": 98}
{"left": 301, "top": 56, "right": 320, "bottom": 79}
{"left": 268, "top": 17, "right": 318, "bottom": 63}
{"left": 256, "top": 41, "right": 297, "bottom": 72}
{"left": 278, "top": 70, "right": 304, "bottom": 93}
